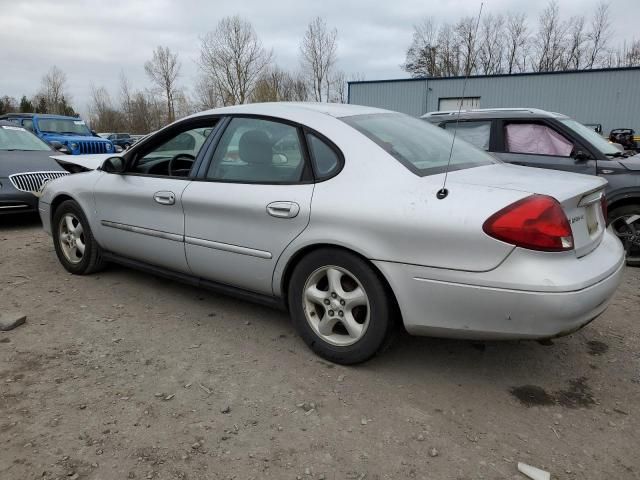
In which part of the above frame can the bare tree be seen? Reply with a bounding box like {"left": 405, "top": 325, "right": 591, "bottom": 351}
{"left": 533, "top": 1, "right": 568, "bottom": 72}
{"left": 300, "top": 17, "right": 338, "bottom": 102}
{"left": 88, "top": 84, "right": 122, "bottom": 132}
{"left": 39, "top": 66, "right": 73, "bottom": 114}
{"left": 455, "top": 17, "right": 478, "bottom": 75}
{"left": 478, "top": 14, "right": 505, "bottom": 74}
{"left": 563, "top": 15, "right": 587, "bottom": 69}
{"left": 505, "top": 12, "right": 529, "bottom": 73}
{"left": 437, "top": 23, "right": 461, "bottom": 76}
{"left": 586, "top": 1, "right": 611, "bottom": 68}
{"left": 144, "top": 46, "right": 181, "bottom": 123}
{"left": 403, "top": 18, "right": 441, "bottom": 77}
{"left": 198, "top": 16, "right": 272, "bottom": 106}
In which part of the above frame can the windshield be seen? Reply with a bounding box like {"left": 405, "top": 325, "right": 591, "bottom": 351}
{"left": 342, "top": 113, "right": 497, "bottom": 176}
{"left": 560, "top": 118, "right": 620, "bottom": 156}
{"left": 0, "top": 125, "right": 51, "bottom": 151}
{"left": 37, "top": 118, "right": 91, "bottom": 136}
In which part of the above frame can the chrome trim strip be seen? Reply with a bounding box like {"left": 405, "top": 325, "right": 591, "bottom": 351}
{"left": 101, "top": 220, "right": 184, "bottom": 242}
{"left": 185, "top": 236, "right": 272, "bottom": 259}
{"left": 0, "top": 204, "right": 29, "bottom": 209}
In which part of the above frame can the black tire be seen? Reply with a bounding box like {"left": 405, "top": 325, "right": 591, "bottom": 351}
{"left": 287, "top": 248, "right": 395, "bottom": 365}
{"left": 52, "top": 200, "right": 106, "bottom": 274}
{"left": 609, "top": 205, "right": 640, "bottom": 267}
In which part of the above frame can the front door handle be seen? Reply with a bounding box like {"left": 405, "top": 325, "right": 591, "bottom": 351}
{"left": 267, "top": 201, "right": 300, "bottom": 218}
{"left": 154, "top": 191, "right": 176, "bottom": 205}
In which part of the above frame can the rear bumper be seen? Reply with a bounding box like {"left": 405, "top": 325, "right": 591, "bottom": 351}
{"left": 374, "top": 230, "right": 625, "bottom": 340}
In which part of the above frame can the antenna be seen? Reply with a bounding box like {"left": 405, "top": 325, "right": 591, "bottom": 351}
{"left": 437, "top": 2, "right": 484, "bottom": 200}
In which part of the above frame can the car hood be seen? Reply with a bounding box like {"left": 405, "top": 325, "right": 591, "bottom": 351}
{"left": 40, "top": 133, "right": 108, "bottom": 143}
{"left": 51, "top": 153, "right": 114, "bottom": 171}
{"left": 618, "top": 153, "right": 640, "bottom": 171}
{"left": 0, "top": 150, "right": 63, "bottom": 177}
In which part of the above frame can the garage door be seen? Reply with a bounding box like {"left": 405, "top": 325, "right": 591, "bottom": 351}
{"left": 438, "top": 97, "right": 481, "bottom": 111}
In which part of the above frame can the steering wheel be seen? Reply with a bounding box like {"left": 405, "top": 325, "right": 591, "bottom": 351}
{"left": 168, "top": 153, "right": 196, "bottom": 177}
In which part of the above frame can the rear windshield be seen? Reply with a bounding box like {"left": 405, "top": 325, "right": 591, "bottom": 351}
{"left": 342, "top": 113, "right": 496, "bottom": 176}
{"left": 0, "top": 125, "right": 51, "bottom": 151}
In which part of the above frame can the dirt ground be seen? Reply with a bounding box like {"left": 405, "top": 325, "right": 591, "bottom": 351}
{"left": 1, "top": 215, "right": 639, "bottom": 480}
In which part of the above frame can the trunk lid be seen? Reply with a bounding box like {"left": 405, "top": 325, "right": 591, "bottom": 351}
{"left": 448, "top": 164, "right": 608, "bottom": 257}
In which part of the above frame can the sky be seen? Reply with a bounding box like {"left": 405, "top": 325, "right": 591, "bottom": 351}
{"left": 0, "top": 0, "right": 638, "bottom": 115}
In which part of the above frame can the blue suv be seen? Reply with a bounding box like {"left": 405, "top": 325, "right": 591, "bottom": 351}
{"left": 0, "top": 113, "right": 115, "bottom": 155}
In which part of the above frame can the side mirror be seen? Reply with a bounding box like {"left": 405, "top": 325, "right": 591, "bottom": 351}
{"left": 50, "top": 141, "right": 70, "bottom": 154}
{"left": 101, "top": 156, "right": 126, "bottom": 174}
{"left": 573, "top": 150, "right": 589, "bottom": 161}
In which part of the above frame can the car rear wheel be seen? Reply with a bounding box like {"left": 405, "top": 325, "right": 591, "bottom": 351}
{"left": 53, "top": 200, "right": 106, "bottom": 274}
{"left": 609, "top": 205, "right": 640, "bottom": 267}
{"left": 288, "top": 248, "right": 395, "bottom": 364}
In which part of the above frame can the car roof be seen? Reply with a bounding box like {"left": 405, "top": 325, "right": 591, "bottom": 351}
{"left": 421, "top": 108, "right": 569, "bottom": 121}
{"left": 192, "top": 102, "right": 394, "bottom": 120}
{"left": 0, "top": 113, "right": 81, "bottom": 120}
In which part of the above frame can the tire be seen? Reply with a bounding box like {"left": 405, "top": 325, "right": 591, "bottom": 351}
{"left": 52, "top": 200, "right": 106, "bottom": 274}
{"left": 287, "top": 248, "right": 395, "bottom": 364}
{"left": 609, "top": 205, "right": 640, "bottom": 267}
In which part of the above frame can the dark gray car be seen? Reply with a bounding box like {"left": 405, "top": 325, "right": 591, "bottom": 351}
{"left": 423, "top": 108, "right": 640, "bottom": 265}
{"left": 0, "top": 120, "right": 67, "bottom": 215}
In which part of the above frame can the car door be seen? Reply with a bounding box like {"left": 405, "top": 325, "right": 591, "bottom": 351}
{"left": 182, "top": 116, "right": 315, "bottom": 295}
{"left": 493, "top": 119, "right": 596, "bottom": 175}
{"left": 92, "top": 119, "right": 219, "bottom": 273}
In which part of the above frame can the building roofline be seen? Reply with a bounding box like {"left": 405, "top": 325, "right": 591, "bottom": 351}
{"left": 347, "top": 65, "right": 640, "bottom": 86}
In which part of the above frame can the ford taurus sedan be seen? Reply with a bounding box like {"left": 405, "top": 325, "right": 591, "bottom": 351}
{"left": 38, "top": 103, "right": 625, "bottom": 364}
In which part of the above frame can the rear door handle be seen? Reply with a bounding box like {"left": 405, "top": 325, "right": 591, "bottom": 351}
{"left": 154, "top": 191, "right": 176, "bottom": 205}
{"left": 266, "top": 201, "right": 300, "bottom": 218}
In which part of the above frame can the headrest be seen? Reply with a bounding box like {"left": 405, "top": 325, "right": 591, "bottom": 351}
{"left": 239, "top": 130, "right": 272, "bottom": 165}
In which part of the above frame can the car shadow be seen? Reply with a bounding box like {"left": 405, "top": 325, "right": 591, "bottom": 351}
{"left": 0, "top": 213, "right": 42, "bottom": 230}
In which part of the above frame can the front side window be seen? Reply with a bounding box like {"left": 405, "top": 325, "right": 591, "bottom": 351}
{"left": 130, "top": 124, "right": 216, "bottom": 176}
{"left": 442, "top": 120, "right": 491, "bottom": 150}
{"left": 504, "top": 123, "right": 573, "bottom": 157}
{"left": 342, "top": 113, "right": 496, "bottom": 176}
{"left": 0, "top": 125, "right": 51, "bottom": 151}
{"left": 206, "top": 117, "right": 305, "bottom": 183}
{"left": 37, "top": 118, "right": 91, "bottom": 136}
{"left": 560, "top": 118, "right": 621, "bottom": 156}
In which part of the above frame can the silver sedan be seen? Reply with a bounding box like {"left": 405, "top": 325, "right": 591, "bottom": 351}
{"left": 38, "top": 103, "right": 625, "bottom": 364}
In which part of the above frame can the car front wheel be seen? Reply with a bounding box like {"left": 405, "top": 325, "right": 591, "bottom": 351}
{"left": 52, "top": 200, "right": 106, "bottom": 274}
{"left": 288, "top": 248, "right": 395, "bottom": 364}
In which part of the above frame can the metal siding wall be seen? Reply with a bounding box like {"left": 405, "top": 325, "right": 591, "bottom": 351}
{"left": 349, "top": 69, "right": 640, "bottom": 133}
{"left": 349, "top": 80, "right": 426, "bottom": 117}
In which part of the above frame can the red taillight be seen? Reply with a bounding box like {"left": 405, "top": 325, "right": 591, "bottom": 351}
{"left": 483, "top": 195, "right": 574, "bottom": 252}
{"left": 600, "top": 194, "right": 608, "bottom": 223}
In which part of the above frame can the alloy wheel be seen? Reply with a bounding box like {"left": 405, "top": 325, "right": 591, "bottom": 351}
{"left": 610, "top": 213, "right": 640, "bottom": 263}
{"left": 302, "top": 265, "right": 370, "bottom": 346}
{"left": 58, "top": 213, "right": 86, "bottom": 264}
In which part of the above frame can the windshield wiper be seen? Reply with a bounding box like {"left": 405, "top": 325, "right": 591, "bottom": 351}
{"left": 605, "top": 151, "right": 627, "bottom": 158}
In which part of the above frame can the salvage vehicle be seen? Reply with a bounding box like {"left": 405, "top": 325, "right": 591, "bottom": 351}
{"left": 608, "top": 128, "right": 639, "bottom": 152}
{"left": 423, "top": 108, "right": 640, "bottom": 266}
{"left": 39, "top": 103, "right": 624, "bottom": 364}
{"left": 0, "top": 120, "right": 68, "bottom": 214}
{"left": 0, "top": 113, "right": 115, "bottom": 155}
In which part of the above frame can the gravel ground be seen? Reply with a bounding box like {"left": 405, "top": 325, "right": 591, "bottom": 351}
{"left": 1, "top": 215, "right": 639, "bottom": 480}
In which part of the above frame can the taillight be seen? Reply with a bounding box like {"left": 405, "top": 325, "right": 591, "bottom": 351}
{"left": 600, "top": 194, "right": 608, "bottom": 223}
{"left": 483, "top": 195, "right": 574, "bottom": 252}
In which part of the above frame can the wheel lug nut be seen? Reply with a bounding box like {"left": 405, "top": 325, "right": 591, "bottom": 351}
{"left": 328, "top": 310, "right": 334, "bottom": 316}
{"left": 338, "top": 311, "right": 344, "bottom": 317}
{"left": 331, "top": 292, "right": 337, "bottom": 298}
{"left": 323, "top": 299, "right": 330, "bottom": 305}
{"left": 340, "top": 300, "right": 345, "bottom": 306}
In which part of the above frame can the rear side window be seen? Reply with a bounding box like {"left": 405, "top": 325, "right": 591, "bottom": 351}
{"left": 505, "top": 123, "right": 573, "bottom": 157}
{"left": 307, "top": 133, "right": 340, "bottom": 179}
{"left": 442, "top": 121, "right": 491, "bottom": 150}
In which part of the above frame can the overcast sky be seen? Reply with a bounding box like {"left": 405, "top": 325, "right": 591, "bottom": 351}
{"left": 1, "top": 0, "right": 637, "bottom": 114}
